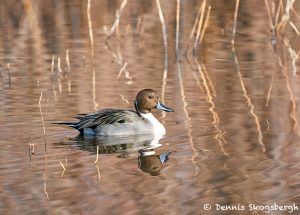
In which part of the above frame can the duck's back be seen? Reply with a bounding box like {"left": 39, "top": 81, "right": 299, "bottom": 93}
{"left": 74, "top": 109, "right": 153, "bottom": 136}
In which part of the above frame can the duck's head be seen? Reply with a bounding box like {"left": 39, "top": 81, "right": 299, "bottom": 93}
{"left": 134, "top": 89, "right": 174, "bottom": 114}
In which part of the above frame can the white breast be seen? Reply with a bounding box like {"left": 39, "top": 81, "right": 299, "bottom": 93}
{"left": 141, "top": 113, "right": 166, "bottom": 136}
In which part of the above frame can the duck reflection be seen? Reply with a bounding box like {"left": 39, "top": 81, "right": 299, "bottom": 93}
{"left": 60, "top": 134, "right": 173, "bottom": 176}
{"left": 138, "top": 149, "right": 173, "bottom": 176}
{"left": 72, "top": 134, "right": 163, "bottom": 154}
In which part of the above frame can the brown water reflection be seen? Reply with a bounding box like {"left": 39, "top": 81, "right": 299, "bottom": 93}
{"left": 1, "top": 0, "right": 300, "bottom": 214}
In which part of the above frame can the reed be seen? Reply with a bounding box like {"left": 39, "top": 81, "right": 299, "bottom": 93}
{"left": 115, "top": 10, "right": 123, "bottom": 65}
{"left": 264, "top": 0, "right": 279, "bottom": 51}
{"left": 106, "top": 0, "right": 127, "bottom": 41}
{"left": 92, "top": 66, "right": 99, "bottom": 110}
{"left": 185, "top": 1, "right": 210, "bottom": 56}
{"left": 231, "top": 0, "right": 240, "bottom": 45}
{"left": 199, "top": 6, "right": 211, "bottom": 44}
{"left": 116, "top": 62, "right": 131, "bottom": 83}
{"left": 87, "top": 0, "right": 94, "bottom": 58}
{"left": 193, "top": 0, "right": 206, "bottom": 54}
{"left": 176, "top": 0, "right": 180, "bottom": 58}
{"left": 155, "top": 0, "right": 168, "bottom": 115}
{"left": 184, "top": 1, "right": 204, "bottom": 55}
{"left": 289, "top": 21, "right": 300, "bottom": 35}
{"left": 277, "top": 0, "right": 296, "bottom": 33}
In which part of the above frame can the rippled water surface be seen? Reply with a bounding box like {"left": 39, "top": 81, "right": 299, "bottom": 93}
{"left": 1, "top": 0, "right": 300, "bottom": 214}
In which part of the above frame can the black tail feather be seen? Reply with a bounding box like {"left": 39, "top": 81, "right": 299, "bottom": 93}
{"left": 51, "top": 122, "right": 76, "bottom": 127}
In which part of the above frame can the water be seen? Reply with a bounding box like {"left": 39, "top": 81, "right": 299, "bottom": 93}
{"left": 1, "top": 0, "right": 300, "bottom": 214}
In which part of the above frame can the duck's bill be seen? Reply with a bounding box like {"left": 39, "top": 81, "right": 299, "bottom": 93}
{"left": 156, "top": 101, "right": 174, "bottom": 112}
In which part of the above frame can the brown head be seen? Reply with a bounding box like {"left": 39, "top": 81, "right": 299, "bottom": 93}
{"left": 134, "top": 89, "right": 174, "bottom": 114}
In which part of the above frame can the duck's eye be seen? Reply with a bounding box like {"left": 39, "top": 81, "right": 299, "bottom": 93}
{"left": 148, "top": 96, "right": 153, "bottom": 99}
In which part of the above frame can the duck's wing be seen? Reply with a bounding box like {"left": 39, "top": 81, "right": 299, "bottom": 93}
{"left": 73, "top": 109, "right": 138, "bottom": 130}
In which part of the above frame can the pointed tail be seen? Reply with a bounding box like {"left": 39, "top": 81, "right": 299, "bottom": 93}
{"left": 51, "top": 122, "right": 76, "bottom": 127}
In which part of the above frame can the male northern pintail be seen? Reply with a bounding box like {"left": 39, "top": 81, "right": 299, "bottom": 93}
{"left": 55, "top": 89, "right": 174, "bottom": 136}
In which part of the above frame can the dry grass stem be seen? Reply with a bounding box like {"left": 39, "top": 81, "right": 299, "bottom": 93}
{"left": 289, "top": 21, "right": 300, "bottom": 35}
{"left": 275, "top": 0, "right": 283, "bottom": 25}
{"left": 155, "top": 0, "right": 168, "bottom": 61}
{"left": 231, "top": 0, "right": 240, "bottom": 45}
{"left": 199, "top": 6, "right": 211, "bottom": 43}
{"left": 87, "top": 0, "right": 99, "bottom": 111}
{"left": 193, "top": 0, "right": 206, "bottom": 52}
{"left": 156, "top": 0, "right": 169, "bottom": 116}
{"left": 106, "top": 0, "right": 127, "bottom": 40}
{"left": 115, "top": 10, "right": 123, "bottom": 65}
{"left": 92, "top": 67, "right": 99, "bottom": 110}
{"left": 176, "top": 0, "right": 180, "bottom": 58}
{"left": 116, "top": 62, "right": 128, "bottom": 80}
{"left": 116, "top": 62, "right": 132, "bottom": 85}
{"left": 184, "top": 1, "right": 204, "bottom": 55}
{"left": 277, "top": 0, "right": 296, "bottom": 33}
{"left": 264, "top": 0, "right": 274, "bottom": 29}
{"left": 291, "top": 6, "right": 300, "bottom": 18}
{"left": 119, "top": 93, "right": 130, "bottom": 104}
{"left": 87, "top": 0, "right": 94, "bottom": 58}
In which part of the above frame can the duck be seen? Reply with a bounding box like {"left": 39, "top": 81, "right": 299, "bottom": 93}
{"left": 54, "top": 89, "right": 174, "bottom": 136}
